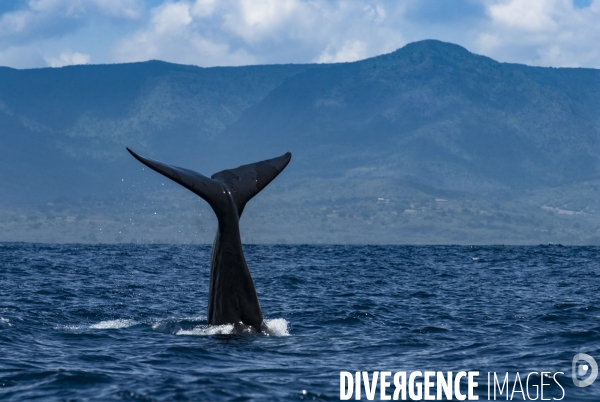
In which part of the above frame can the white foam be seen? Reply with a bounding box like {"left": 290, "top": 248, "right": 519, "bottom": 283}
{"left": 176, "top": 319, "right": 290, "bottom": 336}
{"left": 179, "top": 315, "right": 207, "bottom": 322}
{"left": 151, "top": 315, "right": 206, "bottom": 329}
{"left": 89, "top": 319, "right": 138, "bottom": 329}
{"left": 264, "top": 318, "right": 290, "bottom": 336}
{"left": 176, "top": 324, "right": 235, "bottom": 336}
{"left": 0, "top": 317, "right": 11, "bottom": 327}
{"left": 55, "top": 324, "right": 84, "bottom": 330}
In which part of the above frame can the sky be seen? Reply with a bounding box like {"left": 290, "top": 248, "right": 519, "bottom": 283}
{"left": 0, "top": 0, "right": 598, "bottom": 69}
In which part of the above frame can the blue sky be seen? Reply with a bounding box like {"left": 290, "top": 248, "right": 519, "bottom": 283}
{"left": 0, "top": 0, "right": 598, "bottom": 69}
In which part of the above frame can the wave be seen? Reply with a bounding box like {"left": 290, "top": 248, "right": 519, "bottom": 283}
{"left": 54, "top": 324, "right": 85, "bottom": 330}
{"left": 151, "top": 315, "right": 206, "bottom": 330}
{"left": 56, "top": 319, "right": 139, "bottom": 331}
{"left": 55, "top": 317, "right": 289, "bottom": 336}
{"left": 175, "top": 318, "right": 290, "bottom": 336}
{"left": 89, "top": 319, "right": 138, "bottom": 329}
{"left": 176, "top": 324, "right": 235, "bottom": 336}
{"left": 0, "top": 317, "right": 11, "bottom": 327}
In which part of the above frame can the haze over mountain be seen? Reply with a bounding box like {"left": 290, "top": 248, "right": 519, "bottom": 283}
{"left": 1, "top": 40, "right": 598, "bottom": 244}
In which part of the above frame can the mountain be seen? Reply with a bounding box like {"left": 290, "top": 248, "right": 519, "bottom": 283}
{"left": 0, "top": 40, "right": 599, "bottom": 244}
{"left": 225, "top": 40, "right": 600, "bottom": 190}
{"left": 0, "top": 61, "right": 312, "bottom": 202}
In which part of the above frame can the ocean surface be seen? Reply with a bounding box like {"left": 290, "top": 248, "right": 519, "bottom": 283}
{"left": 1, "top": 243, "right": 600, "bottom": 401}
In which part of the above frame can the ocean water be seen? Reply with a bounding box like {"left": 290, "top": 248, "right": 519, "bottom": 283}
{"left": 1, "top": 243, "right": 600, "bottom": 401}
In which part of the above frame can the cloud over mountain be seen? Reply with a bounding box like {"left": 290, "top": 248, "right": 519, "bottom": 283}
{"left": 0, "top": 0, "right": 598, "bottom": 69}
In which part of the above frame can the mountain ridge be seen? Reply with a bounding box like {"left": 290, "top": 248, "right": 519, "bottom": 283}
{"left": 0, "top": 40, "right": 598, "bottom": 244}
{"left": 222, "top": 40, "right": 599, "bottom": 191}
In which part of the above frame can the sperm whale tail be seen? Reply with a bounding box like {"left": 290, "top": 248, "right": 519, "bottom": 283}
{"left": 126, "top": 147, "right": 291, "bottom": 332}
{"left": 126, "top": 148, "right": 291, "bottom": 218}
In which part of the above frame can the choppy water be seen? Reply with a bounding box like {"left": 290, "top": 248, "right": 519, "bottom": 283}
{"left": 1, "top": 243, "right": 600, "bottom": 401}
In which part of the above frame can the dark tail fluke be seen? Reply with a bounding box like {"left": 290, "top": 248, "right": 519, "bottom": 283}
{"left": 210, "top": 152, "right": 291, "bottom": 216}
{"left": 126, "top": 148, "right": 291, "bottom": 216}
{"left": 126, "top": 147, "right": 222, "bottom": 209}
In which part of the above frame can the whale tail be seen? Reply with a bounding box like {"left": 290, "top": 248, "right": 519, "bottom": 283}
{"left": 126, "top": 147, "right": 291, "bottom": 331}
{"left": 126, "top": 148, "right": 291, "bottom": 216}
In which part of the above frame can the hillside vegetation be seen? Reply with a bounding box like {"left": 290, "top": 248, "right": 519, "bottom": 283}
{"left": 0, "top": 40, "right": 598, "bottom": 244}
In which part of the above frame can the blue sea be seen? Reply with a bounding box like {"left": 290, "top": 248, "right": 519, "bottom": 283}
{"left": 1, "top": 243, "right": 600, "bottom": 401}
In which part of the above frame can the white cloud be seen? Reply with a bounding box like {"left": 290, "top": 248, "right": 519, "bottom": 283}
{"left": 316, "top": 40, "right": 368, "bottom": 63}
{"left": 0, "top": 0, "right": 142, "bottom": 43}
{"left": 191, "top": 0, "right": 217, "bottom": 18}
{"left": 1, "top": 0, "right": 600, "bottom": 69}
{"left": 0, "top": 9, "right": 37, "bottom": 37}
{"left": 476, "top": 0, "right": 600, "bottom": 67}
{"left": 151, "top": 1, "right": 192, "bottom": 35}
{"left": 113, "top": 1, "right": 258, "bottom": 66}
{"left": 308, "top": 2, "right": 405, "bottom": 63}
{"left": 113, "top": 0, "right": 406, "bottom": 67}
{"left": 222, "top": 0, "right": 304, "bottom": 43}
{"left": 45, "top": 50, "right": 90, "bottom": 67}
{"left": 487, "top": 0, "right": 560, "bottom": 32}
{"left": 0, "top": 45, "right": 46, "bottom": 69}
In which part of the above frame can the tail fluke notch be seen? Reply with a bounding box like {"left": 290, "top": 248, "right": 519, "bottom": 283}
{"left": 211, "top": 152, "right": 291, "bottom": 215}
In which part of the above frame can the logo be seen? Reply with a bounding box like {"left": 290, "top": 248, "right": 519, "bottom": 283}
{"left": 572, "top": 353, "right": 598, "bottom": 387}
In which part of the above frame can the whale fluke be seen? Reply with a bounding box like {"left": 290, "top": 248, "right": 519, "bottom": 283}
{"left": 126, "top": 147, "right": 291, "bottom": 333}
{"left": 126, "top": 148, "right": 291, "bottom": 218}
